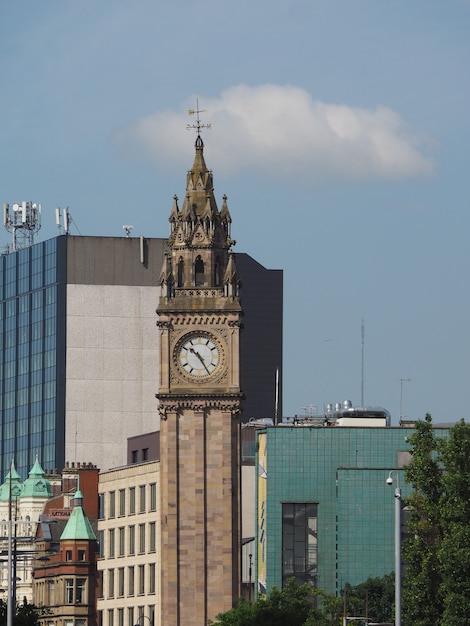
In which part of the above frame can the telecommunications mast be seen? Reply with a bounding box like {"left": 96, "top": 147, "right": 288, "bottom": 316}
{"left": 4, "top": 201, "right": 41, "bottom": 251}
{"left": 55, "top": 207, "right": 71, "bottom": 235}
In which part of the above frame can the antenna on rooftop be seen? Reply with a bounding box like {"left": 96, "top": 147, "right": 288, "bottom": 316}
{"left": 397, "top": 378, "right": 411, "bottom": 422}
{"left": 4, "top": 201, "right": 41, "bottom": 251}
{"left": 56, "top": 207, "right": 71, "bottom": 235}
{"left": 361, "top": 319, "right": 365, "bottom": 406}
{"left": 123, "top": 225, "right": 134, "bottom": 237}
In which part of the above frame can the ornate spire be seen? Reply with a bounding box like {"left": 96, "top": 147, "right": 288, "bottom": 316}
{"left": 159, "top": 105, "right": 238, "bottom": 299}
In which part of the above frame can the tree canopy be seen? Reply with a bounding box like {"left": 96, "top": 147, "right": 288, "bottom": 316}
{"left": 0, "top": 598, "right": 50, "bottom": 626}
{"left": 403, "top": 414, "right": 470, "bottom": 626}
{"left": 342, "top": 574, "right": 394, "bottom": 624}
{"left": 208, "top": 578, "right": 342, "bottom": 626}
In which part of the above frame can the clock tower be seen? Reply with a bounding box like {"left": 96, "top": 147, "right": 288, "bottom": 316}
{"left": 157, "top": 125, "right": 242, "bottom": 625}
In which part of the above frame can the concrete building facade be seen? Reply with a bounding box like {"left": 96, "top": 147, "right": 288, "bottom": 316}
{"left": 96, "top": 461, "right": 160, "bottom": 626}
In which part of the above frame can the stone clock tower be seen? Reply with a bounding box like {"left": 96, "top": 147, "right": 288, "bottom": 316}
{"left": 157, "top": 127, "right": 242, "bottom": 625}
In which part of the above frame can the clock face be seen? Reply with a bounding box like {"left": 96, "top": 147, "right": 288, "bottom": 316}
{"left": 177, "top": 334, "right": 221, "bottom": 378}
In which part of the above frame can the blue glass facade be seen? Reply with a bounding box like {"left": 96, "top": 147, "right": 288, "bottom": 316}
{"left": 0, "top": 236, "right": 66, "bottom": 480}
{"left": 256, "top": 425, "right": 448, "bottom": 597}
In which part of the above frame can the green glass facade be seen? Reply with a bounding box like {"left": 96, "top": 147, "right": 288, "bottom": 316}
{"left": 0, "top": 236, "right": 66, "bottom": 480}
{"left": 256, "top": 425, "right": 448, "bottom": 597}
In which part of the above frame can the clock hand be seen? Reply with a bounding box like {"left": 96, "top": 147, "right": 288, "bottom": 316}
{"left": 189, "top": 347, "right": 211, "bottom": 374}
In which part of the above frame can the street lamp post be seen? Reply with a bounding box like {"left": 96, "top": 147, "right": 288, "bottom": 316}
{"left": 386, "top": 471, "right": 402, "bottom": 626}
{"left": 7, "top": 517, "right": 13, "bottom": 626}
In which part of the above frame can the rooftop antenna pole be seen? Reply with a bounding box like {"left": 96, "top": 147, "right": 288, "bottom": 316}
{"left": 55, "top": 207, "right": 71, "bottom": 235}
{"left": 361, "top": 319, "right": 365, "bottom": 406}
{"left": 274, "top": 367, "right": 279, "bottom": 426}
{"left": 398, "top": 378, "right": 411, "bottom": 423}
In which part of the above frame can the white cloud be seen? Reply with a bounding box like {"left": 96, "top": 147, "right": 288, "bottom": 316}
{"left": 117, "top": 84, "right": 436, "bottom": 185}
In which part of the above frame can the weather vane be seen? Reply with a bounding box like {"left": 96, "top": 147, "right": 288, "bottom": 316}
{"left": 187, "top": 99, "right": 211, "bottom": 138}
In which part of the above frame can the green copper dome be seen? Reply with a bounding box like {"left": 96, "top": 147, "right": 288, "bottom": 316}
{"left": 21, "top": 456, "right": 53, "bottom": 498}
{"left": 60, "top": 490, "right": 96, "bottom": 541}
{"left": 0, "top": 460, "right": 23, "bottom": 501}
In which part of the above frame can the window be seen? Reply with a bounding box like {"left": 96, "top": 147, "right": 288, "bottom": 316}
{"left": 118, "top": 608, "right": 124, "bottom": 626}
{"left": 138, "top": 565, "right": 145, "bottom": 595}
{"left": 65, "top": 579, "right": 74, "bottom": 604}
{"left": 129, "top": 487, "right": 136, "bottom": 514}
{"left": 119, "top": 527, "right": 125, "bottom": 556}
{"left": 119, "top": 489, "right": 126, "bottom": 516}
{"left": 177, "top": 258, "right": 184, "bottom": 287}
{"left": 131, "top": 450, "right": 138, "bottom": 464}
{"left": 76, "top": 578, "right": 86, "bottom": 603}
{"left": 118, "top": 568, "right": 124, "bottom": 597}
{"left": 65, "top": 578, "right": 86, "bottom": 603}
{"left": 108, "top": 609, "right": 114, "bottom": 626}
{"left": 128, "top": 566, "right": 135, "bottom": 596}
{"left": 108, "top": 569, "right": 115, "bottom": 598}
{"left": 65, "top": 550, "right": 72, "bottom": 561}
{"left": 129, "top": 525, "right": 135, "bottom": 555}
{"left": 150, "top": 483, "right": 157, "bottom": 511}
{"left": 78, "top": 549, "right": 86, "bottom": 561}
{"left": 149, "top": 522, "right": 156, "bottom": 552}
{"left": 139, "top": 485, "right": 146, "bottom": 513}
{"left": 142, "top": 448, "right": 149, "bottom": 461}
{"left": 109, "top": 491, "right": 116, "bottom": 518}
{"left": 139, "top": 524, "right": 146, "bottom": 554}
{"left": 195, "top": 256, "right": 204, "bottom": 286}
{"left": 98, "top": 529, "right": 105, "bottom": 558}
{"left": 127, "top": 607, "right": 134, "bottom": 626}
{"left": 109, "top": 528, "right": 115, "bottom": 558}
{"left": 149, "top": 563, "right": 156, "bottom": 594}
{"left": 215, "top": 256, "right": 222, "bottom": 286}
{"left": 98, "top": 493, "right": 105, "bottom": 519}
{"left": 282, "top": 502, "right": 318, "bottom": 588}
{"left": 97, "top": 571, "right": 104, "bottom": 599}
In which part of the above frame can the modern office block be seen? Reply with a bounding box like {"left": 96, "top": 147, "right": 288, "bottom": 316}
{"left": 0, "top": 233, "right": 282, "bottom": 481}
{"left": 255, "top": 424, "right": 449, "bottom": 597}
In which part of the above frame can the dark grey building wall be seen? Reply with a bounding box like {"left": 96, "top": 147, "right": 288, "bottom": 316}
{"left": 66, "top": 236, "right": 166, "bottom": 286}
{"left": 236, "top": 254, "right": 283, "bottom": 421}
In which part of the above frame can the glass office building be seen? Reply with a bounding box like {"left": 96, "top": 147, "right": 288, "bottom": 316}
{"left": 256, "top": 424, "right": 449, "bottom": 597}
{"left": 0, "top": 236, "right": 66, "bottom": 479}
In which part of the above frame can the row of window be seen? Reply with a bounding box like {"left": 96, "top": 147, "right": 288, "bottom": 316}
{"left": 0, "top": 240, "right": 57, "bottom": 299}
{"left": 99, "top": 521, "right": 156, "bottom": 559}
{"left": 102, "top": 563, "right": 156, "bottom": 599}
{"left": 99, "top": 484, "right": 157, "bottom": 519}
{"left": 35, "top": 577, "right": 87, "bottom": 606}
{"left": 98, "top": 605, "right": 155, "bottom": 626}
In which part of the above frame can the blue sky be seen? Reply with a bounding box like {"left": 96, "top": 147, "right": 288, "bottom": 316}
{"left": 1, "top": 1, "right": 469, "bottom": 423}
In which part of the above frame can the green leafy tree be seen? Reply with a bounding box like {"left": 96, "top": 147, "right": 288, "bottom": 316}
{"left": 209, "top": 578, "right": 341, "bottom": 626}
{"left": 403, "top": 415, "right": 470, "bottom": 626}
{"left": 438, "top": 419, "right": 470, "bottom": 625}
{"left": 342, "top": 574, "right": 394, "bottom": 624}
{"left": 402, "top": 413, "right": 444, "bottom": 626}
{"left": 0, "top": 598, "right": 50, "bottom": 626}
